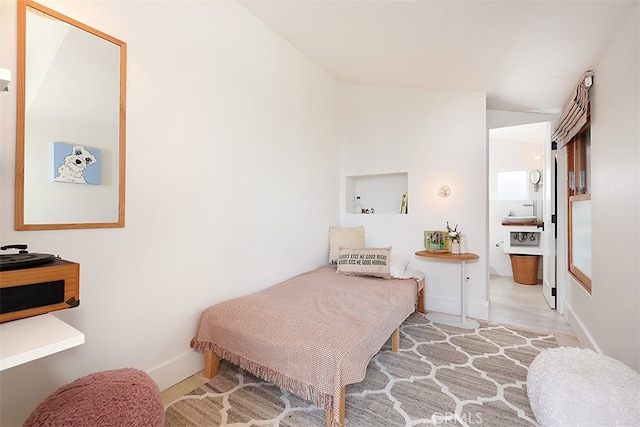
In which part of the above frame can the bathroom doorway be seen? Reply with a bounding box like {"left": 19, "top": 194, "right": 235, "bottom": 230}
{"left": 488, "top": 119, "right": 560, "bottom": 323}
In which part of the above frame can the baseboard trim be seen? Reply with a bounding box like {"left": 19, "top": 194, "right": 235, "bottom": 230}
{"left": 425, "top": 295, "right": 489, "bottom": 320}
{"left": 564, "top": 303, "right": 601, "bottom": 353}
{"left": 147, "top": 350, "right": 203, "bottom": 391}
{"left": 490, "top": 266, "right": 513, "bottom": 277}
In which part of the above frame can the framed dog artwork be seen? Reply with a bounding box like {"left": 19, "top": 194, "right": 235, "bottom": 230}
{"left": 53, "top": 142, "right": 102, "bottom": 185}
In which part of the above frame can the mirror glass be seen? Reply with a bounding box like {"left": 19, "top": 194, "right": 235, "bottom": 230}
{"left": 529, "top": 169, "right": 541, "bottom": 185}
{"left": 16, "top": 0, "right": 126, "bottom": 230}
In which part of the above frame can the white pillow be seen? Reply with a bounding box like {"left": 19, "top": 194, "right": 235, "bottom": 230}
{"left": 390, "top": 252, "right": 410, "bottom": 278}
{"left": 336, "top": 247, "right": 391, "bottom": 279}
{"left": 328, "top": 226, "right": 365, "bottom": 264}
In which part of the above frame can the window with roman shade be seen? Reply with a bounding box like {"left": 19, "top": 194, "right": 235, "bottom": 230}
{"left": 553, "top": 71, "right": 594, "bottom": 293}
{"left": 552, "top": 70, "right": 594, "bottom": 148}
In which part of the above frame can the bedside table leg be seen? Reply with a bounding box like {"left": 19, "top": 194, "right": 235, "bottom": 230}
{"left": 460, "top": 261, "right": 467, "bottom": 324}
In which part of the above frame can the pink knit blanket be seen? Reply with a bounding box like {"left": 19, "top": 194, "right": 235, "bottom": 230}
{"left": 190, "top": 266, "right": 419, "bottom": 426}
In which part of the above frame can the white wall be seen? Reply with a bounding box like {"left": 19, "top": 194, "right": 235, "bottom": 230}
{"left": 338, "top": 85, "right": 488, "bottom": 319}
{"left": 0, "top": 1, "right": 340, "bottom": 424}
{"left": 563, "top": 6, "right": 639, "bottom": 371}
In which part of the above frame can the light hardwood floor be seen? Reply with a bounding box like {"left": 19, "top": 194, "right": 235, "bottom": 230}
{"left": 161, "top": 275, "right": 580, "bottom": 406}
{"left": 488, "top": 274, "right": 578, "bottom": 345}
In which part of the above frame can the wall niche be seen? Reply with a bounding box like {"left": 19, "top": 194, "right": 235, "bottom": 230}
{"left": 345, "top": 172, "right": 408, "bottom": 214}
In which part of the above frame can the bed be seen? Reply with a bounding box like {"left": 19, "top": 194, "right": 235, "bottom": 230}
{"left": 190, "top": 229, "right": 425, "bottom": 426}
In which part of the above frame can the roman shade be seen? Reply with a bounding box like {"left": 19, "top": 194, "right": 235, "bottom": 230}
{"left": 551, "top": 70, "right": 595, "bottom": 148}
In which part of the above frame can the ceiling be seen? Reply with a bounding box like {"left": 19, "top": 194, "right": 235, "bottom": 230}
{"left": 240, "top": 0, "right": 638, "bottom": 114}
{"left": 490, "top": 122, "right": 548, "bottom": 145}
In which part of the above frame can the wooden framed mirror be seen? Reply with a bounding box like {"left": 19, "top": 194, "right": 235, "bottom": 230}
{"left": 15, "top": 0, "right": 126, "bottom": 230}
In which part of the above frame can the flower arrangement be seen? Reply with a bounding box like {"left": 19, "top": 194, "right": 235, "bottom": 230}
{"left": 446, "top": 222, "right": 461, "bottom": 242}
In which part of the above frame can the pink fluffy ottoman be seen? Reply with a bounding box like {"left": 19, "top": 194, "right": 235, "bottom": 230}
{"left": 24, "top": 368, "right": 164, "bottom": 427}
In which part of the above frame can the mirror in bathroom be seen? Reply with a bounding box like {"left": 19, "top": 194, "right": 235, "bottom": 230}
{"left": 15, "top": 0, "right": 126, "bottom": 230}
{"left": 530, "top": 169, "right": 541, "bottom": 185}
{"left": 530, "top": 169, "right": 541, "bottom": 192}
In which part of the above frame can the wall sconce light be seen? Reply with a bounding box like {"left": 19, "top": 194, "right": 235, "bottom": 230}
{"left": 438, "top": 186, "right": 451, "bottom": 198}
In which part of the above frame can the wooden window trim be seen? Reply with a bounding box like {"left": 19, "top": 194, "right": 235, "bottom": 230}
{"left": 566, "top": 119, "right": 591, "bottom": 294}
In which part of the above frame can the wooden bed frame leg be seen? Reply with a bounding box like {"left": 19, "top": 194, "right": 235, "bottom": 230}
{"left": 325, "top": 387, "right": 345, "bottom": 427}
{"left": 204, "top": 349, "right": 220, "bottom": 379}
{"left": 417, "top": 287, "right": 426, "bottom": 313}
{"left": 391, "top": 328, "right": 400, "bottom": 352}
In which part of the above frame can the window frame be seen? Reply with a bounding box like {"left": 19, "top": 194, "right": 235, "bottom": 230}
{"left": 566, "top": 124, "right": 592, "bottom": 293}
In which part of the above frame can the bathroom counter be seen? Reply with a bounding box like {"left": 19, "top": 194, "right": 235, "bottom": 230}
{"left": 501, "top": 220, "right": 543, "bottom": 227}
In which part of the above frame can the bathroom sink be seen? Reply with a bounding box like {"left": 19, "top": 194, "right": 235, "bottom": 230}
{"left": 503, "top": 216, "right": 537, "bottom": 223}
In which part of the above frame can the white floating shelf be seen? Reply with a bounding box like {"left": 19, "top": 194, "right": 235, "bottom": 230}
{"left": 0, "top": 313, "right": 85, "bottom": 371}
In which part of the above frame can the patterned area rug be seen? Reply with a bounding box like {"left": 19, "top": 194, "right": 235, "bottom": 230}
{"left": 165, "top": 312, "right": 557, "bottom": 426}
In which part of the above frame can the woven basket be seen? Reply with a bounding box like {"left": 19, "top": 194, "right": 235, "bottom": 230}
{"left": 510, "top": 254, "right": 540, "bottom": 285}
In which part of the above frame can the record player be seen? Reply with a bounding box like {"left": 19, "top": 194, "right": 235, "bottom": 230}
{"left": 0, "top": 245, "right": 80, "bottom": 323}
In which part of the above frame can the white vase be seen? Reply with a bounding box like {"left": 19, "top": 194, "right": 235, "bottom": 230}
{"left": 451, "top": 241, "right": 460, "bottom": 254}
{"left": 460, "top": 234, "right": 467, "bottom": 253}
